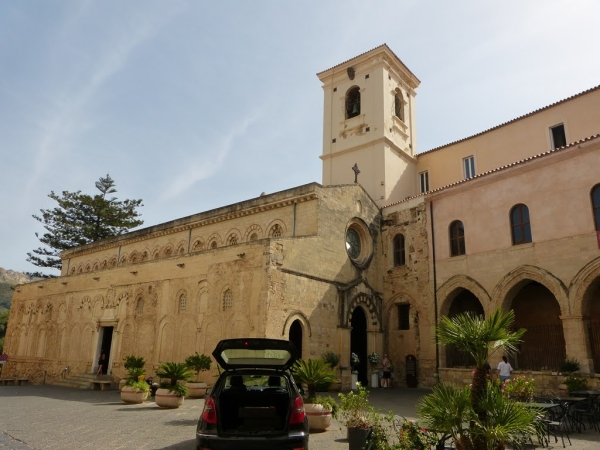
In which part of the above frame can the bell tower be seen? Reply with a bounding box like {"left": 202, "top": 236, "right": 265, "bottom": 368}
{"left": 317, "top": 44, "right": 421, "bottom": 206}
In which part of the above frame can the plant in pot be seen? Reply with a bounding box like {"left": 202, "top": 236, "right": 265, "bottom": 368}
{"left": 558, "top": 357, "right": 581, "bottom": 396}
{"left": 368, "top": 352, "right": 380, "bottom": 388}
{"left": 154, "top": 362, "right": 193, "bottom": 408}
{"left": 292, "top": 358, "right": 338, "bottom": 431}
{"left": 120, "top": 355, "right": 146, "bottom": 391}
{"left": 322, "top": 351, "right": 342, "bottom": 391}
{"left": 121, "top": 366, "right": 150, "bottom": 404}
{"left": 350, "top": 352, "right": 360, "bottom": 390}
{"left": 338, "top": 383, "right": 378, "bottom": 450}
{"left": 184, "top": 352, "right": 212, "bottom": 398}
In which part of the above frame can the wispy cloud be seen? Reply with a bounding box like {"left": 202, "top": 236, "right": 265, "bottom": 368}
{"left": 158, "top": 110, "right": 263, "bottom": 202}
{"left": 26, "top": 3, "right": 187, "bottom": 196}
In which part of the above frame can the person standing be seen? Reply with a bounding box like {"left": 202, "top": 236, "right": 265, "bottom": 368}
{"left": 497, "top": 356, "right": 513, "bottom": 383}
{"left": 97, "top": 351, "right": 106, "bottom": 376}
{"left": 381, "top": 354, "right": 391, "bottom": 388}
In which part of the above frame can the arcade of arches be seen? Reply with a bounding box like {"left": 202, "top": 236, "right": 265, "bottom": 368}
{"left": 440, "top": 267, "right": 600, "bottom": 374}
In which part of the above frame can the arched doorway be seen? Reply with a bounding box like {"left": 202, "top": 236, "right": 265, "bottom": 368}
{"left": 350, "top": 307, "right": 368, "bottom": 385}
{"left": 511, "top": 281, "right": 565, "bottom": 371}
{"left": 289, "top": 320, "right": 303, "bottom": 359}
{"left": 445, "top": 289, "right": 484, "bottom": 368}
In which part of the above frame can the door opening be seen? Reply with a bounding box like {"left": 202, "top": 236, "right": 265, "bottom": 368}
{"left": 96, "top": 327, "right": 114, "bottom": 375}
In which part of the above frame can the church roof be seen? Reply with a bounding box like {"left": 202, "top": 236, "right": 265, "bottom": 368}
{"left": 316, "top": 43, "right": 421, "bottom": 84}
{"left": 419, "top": 84, "right": 600, "bottom": 156}
{"left": 383, "top": 133, "right": 600, "bottom": 209}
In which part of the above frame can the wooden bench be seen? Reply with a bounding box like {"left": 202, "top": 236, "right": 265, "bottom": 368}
{"left": 0, "top": 379, "right": 15, "bottom": 386}
{"left": 15, "top": 378, "right": 29, "bottom": 386}
{"left": 91, "top": 380, "right": 112, "bottom": 391}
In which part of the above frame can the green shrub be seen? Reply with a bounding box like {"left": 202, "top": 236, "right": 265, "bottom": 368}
{"left": 559, "top": 357, "right": 580, "bottom": 373}
{"left": 123, "top": 355, "right": 145, "bottom": 371}
{"left": 321, "top": 351, "right": 341, "bottom": 368}
{"left": 564, "top": 375, "right": 588, "bottom": 393}
{"left": 338, "top": 383, "right": 376, "bottom": 429}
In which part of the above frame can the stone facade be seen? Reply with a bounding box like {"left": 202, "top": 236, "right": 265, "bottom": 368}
{"left": 3, "top": 45, "right": 600, "bottom": 391}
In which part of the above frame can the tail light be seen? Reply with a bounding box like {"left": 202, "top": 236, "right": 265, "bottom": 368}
{"left": 289, "top": 395, "right": 306, "bottom": 425}
{"left": 202, "top": 396, "right": 218, "bottom": 424}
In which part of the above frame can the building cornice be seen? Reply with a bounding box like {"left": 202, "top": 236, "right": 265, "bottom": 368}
{"left": 62, "top": 185, "right": 321, "bottom": 258}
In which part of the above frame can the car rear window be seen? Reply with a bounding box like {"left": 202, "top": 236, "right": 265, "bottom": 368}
{"left": 218, "top": 347, "right": 292, "bottom": 367}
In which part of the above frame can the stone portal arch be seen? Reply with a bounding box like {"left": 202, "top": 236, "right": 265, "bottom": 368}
{"left": 437, "top": 275, "right": 491, "bottom": 317}
{"left": 345, "top": 293, "right": 381, "bottom": 331}
{"left": 492, "top": 265, "right": 569, "bottom": 315}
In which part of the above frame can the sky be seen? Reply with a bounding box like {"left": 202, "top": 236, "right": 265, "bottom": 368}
{"left": 1, "top": 0, "right": 599, "bottom": 274}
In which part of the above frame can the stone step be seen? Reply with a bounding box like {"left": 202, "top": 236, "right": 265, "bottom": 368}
{"left": 49, "top": 373, "right": 116, "bottom": 390}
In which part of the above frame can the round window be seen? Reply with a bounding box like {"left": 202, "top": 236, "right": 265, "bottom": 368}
{"left": 345, "top": 219, "right": 374, "bottom": 269}
{"left": 345, "top": 229, "right": 361, "bottom": 259}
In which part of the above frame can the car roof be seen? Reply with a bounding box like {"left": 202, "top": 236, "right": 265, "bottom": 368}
{"left": 212, "top": 338, "right": 298, "bottom": 371}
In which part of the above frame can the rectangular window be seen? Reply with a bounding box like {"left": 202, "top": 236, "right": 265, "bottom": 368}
{"left": 551, "top": 124, "right": 566, "bottom": 149}
{"left": 419, "top": 171, "right": 429, "bottom": 193}
{"left": 397, "top": 304, "right": 410, "bottom": 330}
{"left": 463, "top": 156, "right": 475, "bottom": 179}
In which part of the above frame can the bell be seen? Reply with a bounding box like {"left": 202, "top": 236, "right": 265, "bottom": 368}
{"left": 351, "top": 102, "right": 360, "bottom": 116}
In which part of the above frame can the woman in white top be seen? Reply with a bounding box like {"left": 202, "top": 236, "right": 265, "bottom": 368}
{"left": 497, "top": 356, "right": 513, "bottom": 383}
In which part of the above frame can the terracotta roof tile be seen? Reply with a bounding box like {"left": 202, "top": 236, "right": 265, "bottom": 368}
{"left": 383, "top": 133, "right": 600, "bottom": 209}
{"left": 316, "top": 43, "right": 420, "bottom": 83}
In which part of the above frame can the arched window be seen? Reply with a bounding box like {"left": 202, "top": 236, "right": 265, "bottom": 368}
{"left": 178, "top": 293, "right": 187, "bottom": 312}
{"left": 270, "top": 224, "right": 282, "bottom": 238}
{"left": 249, "top": 233, "right": 258, "bottom": 242}
{"left": 394, "top": 90, "right": 405, "bottom": 121}
{"left": 136, "top": 299, "right": 144, "bottom": 314}
{"left": 223, "top": 289, "right": 233, "bottom": 310}
{"left": 345, "top": 86, "right": 361, "bottom": 119}
{"left": 592, "top": 184, "right": 600, "bottom": 231}
{"left": 449, "top": 221, "right": 466, "bottom": 256}
{"left": 510, "top": 204, "right": 532, "bottom": 245}
{"left": 227, "top": 234, "right": 238, "bottom": 245}
{"left": 210, "top": 241, "right": 218, "bottom": 249}
{"left": 393, "top": 234, "right": 406, "bottom": 267}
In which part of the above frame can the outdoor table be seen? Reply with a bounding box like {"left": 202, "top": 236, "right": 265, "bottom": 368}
{"left": 569, "top": 390, "right": 600, "bottom": 398}
{"left": 519, "top": 402, "right": 561, "bottom": 410}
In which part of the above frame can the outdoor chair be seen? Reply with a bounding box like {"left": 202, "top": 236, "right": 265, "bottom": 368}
{"left": 544, "top": 404, "right": 572, "bottom": 448}
{"left": 573, "top": 397, "right": 599, "bottom": 432}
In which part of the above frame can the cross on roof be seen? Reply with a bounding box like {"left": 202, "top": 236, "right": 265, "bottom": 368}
{"left": 352, "top": 163, "right": 360, "bottom": 183}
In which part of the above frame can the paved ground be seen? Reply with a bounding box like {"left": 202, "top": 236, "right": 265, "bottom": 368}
{"left": 1, "top": 385, "right": 600, "bottom": 449}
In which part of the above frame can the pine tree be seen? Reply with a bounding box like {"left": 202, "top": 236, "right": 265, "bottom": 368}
{"left": 27, "top": 175, "right": 143, "bottom": 270}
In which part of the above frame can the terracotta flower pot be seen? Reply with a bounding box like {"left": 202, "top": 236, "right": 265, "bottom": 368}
{"left": 120, "top": 386, "right": 149, "bottom": 404}
{"left": 155, "top": 388, "right": 184, "bottom": 408}
{"left": 304, "top": 403, "right": 332, "bottom": 431}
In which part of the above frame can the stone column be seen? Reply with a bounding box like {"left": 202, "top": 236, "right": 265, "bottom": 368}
{"left": 338, "top": 326, "right": 352, "bottom": 390}
{"left": 561, "top": 315, "right": 594, "bottom": 373}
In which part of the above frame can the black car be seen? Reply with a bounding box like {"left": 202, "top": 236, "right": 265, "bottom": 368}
{"left": 196, "top": 338, "right": 309, "bottom": 450}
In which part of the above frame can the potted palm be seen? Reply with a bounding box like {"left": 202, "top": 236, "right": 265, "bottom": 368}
{"left": 292, "top": 358, "right": 338, "bottom": 431}
{"left": 119, "top": 355, "right": 146, "bottom": 391}
{"left": 185, "top": 352, "right": 212, "bottom": 398}
{"left": 154, "top": 362, "right": 193, "bottom": 408}
{"left": 120, "top": 366, "right": 150, "bottom": 404}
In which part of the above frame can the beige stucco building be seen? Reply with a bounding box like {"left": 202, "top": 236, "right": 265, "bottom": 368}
{"left": 3, "top": 44, "right": 600, "bottom": 390}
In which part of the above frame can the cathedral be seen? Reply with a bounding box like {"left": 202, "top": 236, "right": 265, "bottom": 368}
{"left": 4, "top": 45, "right": 600, "bottom": 390}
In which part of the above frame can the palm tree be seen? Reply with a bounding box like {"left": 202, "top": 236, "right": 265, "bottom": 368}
{"left": 292, "top": 358, "right": 337, "bottom": 399}
{"left": 417, "top": 381, "right": 542, "bottom": 450}
{"left": 435, "top": 308, "right": 527, "bottom": 450}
